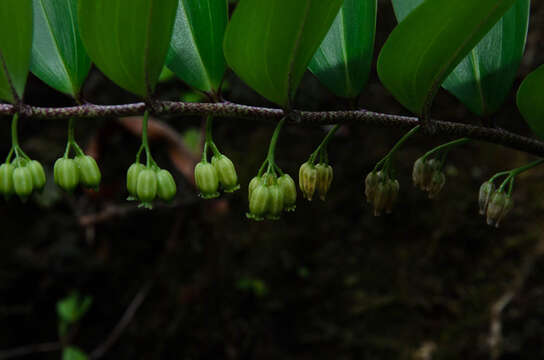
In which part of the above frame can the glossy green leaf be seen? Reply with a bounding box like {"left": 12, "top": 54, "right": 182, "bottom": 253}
{"left": 166, "top": 0, "right": 228, "bottom": 93}
{"left": 223, "top": 0, "right": 344, "bottom": 106}
{"left": 78, "top": 0, "right": 178, "bottom": 97}
{"left": 392, "top": 0, "right": 529, "bottom": 116}
{"left": 377, "top": 0, "right": 517, "bottom": 116}
{"left": 308, "top": 0, "right": 377, "bottom": 99}
{"left": 0, "top": 0, "right": 33, "bottom": 103}
{"left": 517, "top": 64, "right": 544, "bottom": 139}
{"left": 30, "top": 0, "right": 91, "bottom": 98}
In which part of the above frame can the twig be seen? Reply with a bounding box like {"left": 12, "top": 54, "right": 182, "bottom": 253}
{"left": 89, "top": 281, "right": 153, "bottom": 360}
{"left": 488, "top": 236, "right": 544, "bottom": 359}
{"left": 1, "top": 101, "right": 544, "bottom": 157}
{"left": 0, "top": 342, "right": 61, "bottom": 360}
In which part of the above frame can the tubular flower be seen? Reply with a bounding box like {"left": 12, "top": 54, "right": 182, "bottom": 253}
{"left": 156, "top": 169, "right": 177, "bottom": 202}
{"left": 212, "top": 154, "right": 239, "bottom": 193}
{"left": 27, "top": 160, "right": 46, "bottom": 191}
{"left": 299, "top": 162, "right": 317, "bottom": 201}
{"left": 486, "top": 191, "right": 513, "bottom": 228}
{"left": 54, "top": 158, "right": 80, "bottom": 192}
{"left": 247, "top": 183, "right": 270, "bottom": 221}
{"left": 266, "top": 184, "right": 284, "bottom": 220}
{"left": 126, "top": 162, "right": 146, "bottom": 198}
{"left": 136, "top": 169, "right": 158, "bottom": 203}
{"left": 478, "top": 181, "right": 495, "bottom": 215}
{"left": 278, "top": 174, "right": 297, "bottom": 211}
{"left": 427, "top": 171, "right": 446, "bottom": 199}
{"left": 315, "top": 163, "right": 333, "bottom": 201}
{"left": 0, "top": 163, "right": 15, "bottom": 196}
{"left": 76, "top": 155, "right": 101, "bottom": 190}
{"left": 364, "top": 171, "right": 383, "bottom": 204}
{"left": 194, "top": 161, "right": 220, "bottom": 199}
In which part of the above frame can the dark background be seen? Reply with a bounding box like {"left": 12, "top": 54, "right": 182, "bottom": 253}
{"left": 1, "top": 1, "right": 544, "bottom": 359}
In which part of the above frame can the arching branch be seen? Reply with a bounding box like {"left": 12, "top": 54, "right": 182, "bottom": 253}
{"left": 1, "top": 101, "right": 543, "bottom": 157}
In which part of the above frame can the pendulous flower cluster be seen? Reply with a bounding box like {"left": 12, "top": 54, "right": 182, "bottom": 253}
{"left": 55, "top": 155, "right": 101, "bottom": 192}
{"left": 364, "top": 171, "right": 399, "bottom": 216}
{"left": 299, "top": 161, "right": 333, "bottom": 202}
{"left": 247, "top": 173, "right": 296, "bottom": 221}
{"left": 0, "top": 158, "right": 46, "bottom": 201}
{"left": 412, "top": 157, "right": 446, "bottom": 199}
{"left": 194, "top": 154, "right": 240, "bottom": 199}
{"left": 478, "top": 181, "right": 513, "bottom": 228}
{"left": 126, "top": 162, "right": 176, "bottom": 208}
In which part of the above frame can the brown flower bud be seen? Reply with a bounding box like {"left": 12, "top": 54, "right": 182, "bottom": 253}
{"left": 315, "top": 163, "right": 333, "bottom": 201}
{"left": 299, "top": 162, "right": 317, "bottom": 201}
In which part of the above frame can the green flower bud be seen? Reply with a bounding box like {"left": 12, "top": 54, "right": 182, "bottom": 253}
{"left": 247, "top": 184, "right": 269, "bottom": 221}
{"left": 278, "top": 174, "right": 297, "bottom": 211}
{"left": 126, "top": 163, "right": 145, "bottom": 197}
{"left": 13, "top": 166, "right": 34, "bottom": 200}
{"left": 54, "top": 158, "right": 80, "bottom": 192}
{"left": 299, "top": 162, "right": 317, "bottom": 201}
{"left": 212, "top": 154, "right": 239, "bottom": 193}
{"left": 248, "top": 176, "right": 263, "bottom": 200}
{"left": 194, "top": 162, "right": 220, "bottom": 199}
{"left": 478, "top": 181, "right": 495, "bottom": 216}
{"left": 156, "top": 169, "right": 177, "bottom": 201}
{"left": 386, "top": 179, "right": 400, "bottom": 214}
{"left": 316, "top": 163, "right": 333, "bottom": 201}
{"left": 266, "top": 184, "right": 284, "bottom": 220}
{"left": 27, "top": 160, "right": 46, "bottom": 191}
{"left": 364, "top": 171, "right": 382, "bottom": 204}
{"left": 136, "top": 169, "right": 157, "bottom": 203}
{"left": 76, "top": 155, "right": 101, "bottom": 189}
{"left": 427, "top": 171, "right": 446, "bottom": 199}
{"left": 0, "top": 163, "right": 15, "bottom": 196}
{"left": 486, "top": 191, "right": 513, "bottom": 228}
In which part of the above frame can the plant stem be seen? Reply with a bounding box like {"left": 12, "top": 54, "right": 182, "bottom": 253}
{"left": 135, "top": 144, "right": 145, "bottom": 163}
{"left": 373, "top": 125, "right": 421, "bottom": 172}
{"left": 265, "top": 117, "right": 286, "bottom": 168}
{"left": 388, "top": 125, "right": 421, "bottom": 156}
{"left": 205, "top": 116, "right": 213, "bottom": 143}
{"left": 309, "top": 124, "right": 340, "bottom": 164}
{"left": 421, "top": 138, "right": 471, "bottom": 161}
{"left": 202, "top": 142, "right": 208, "bottom": 163}
{"left": 142, "top": 110, "right": 153, "bottom": 167}
{"left": 5, "top": 147, "right": 14, "bottom": 163}
{"left": 11, "top": 113, "right": 19, "bottom": 149}
{"left": 496, "top": 159, "right": 544, "bottom": 192}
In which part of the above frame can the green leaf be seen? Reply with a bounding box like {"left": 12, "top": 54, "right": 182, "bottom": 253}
{"left": 517, "top": 64, "right": 544, "bottom": 139}
{"left": 377, "top": 0, "right": 517, "bottom": 116}
{"left": 223, "top": 0, "right": 344, "bottom": 106}
{"left": 62, "top": 346, "right": 88, "bottom": 360}
{"left": 392, "top": 0, "right": 529, "bottom": 117}
{"left": 57, "top": 292, "right": 93, "bottom": 324}
{"left": 166, "top": 0, "right": 228, "bottom": 93}
{"left": 0, "top": 0, "right": 33, "bottom": 103}
{"left": 308, "top": 0, "right": 377, "bottom": 99}
{"left": 30, "top": 0, "right": 91, "bottom": 98}
{"left": 78, "top": 0, "right": 178, "bottom": 97}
